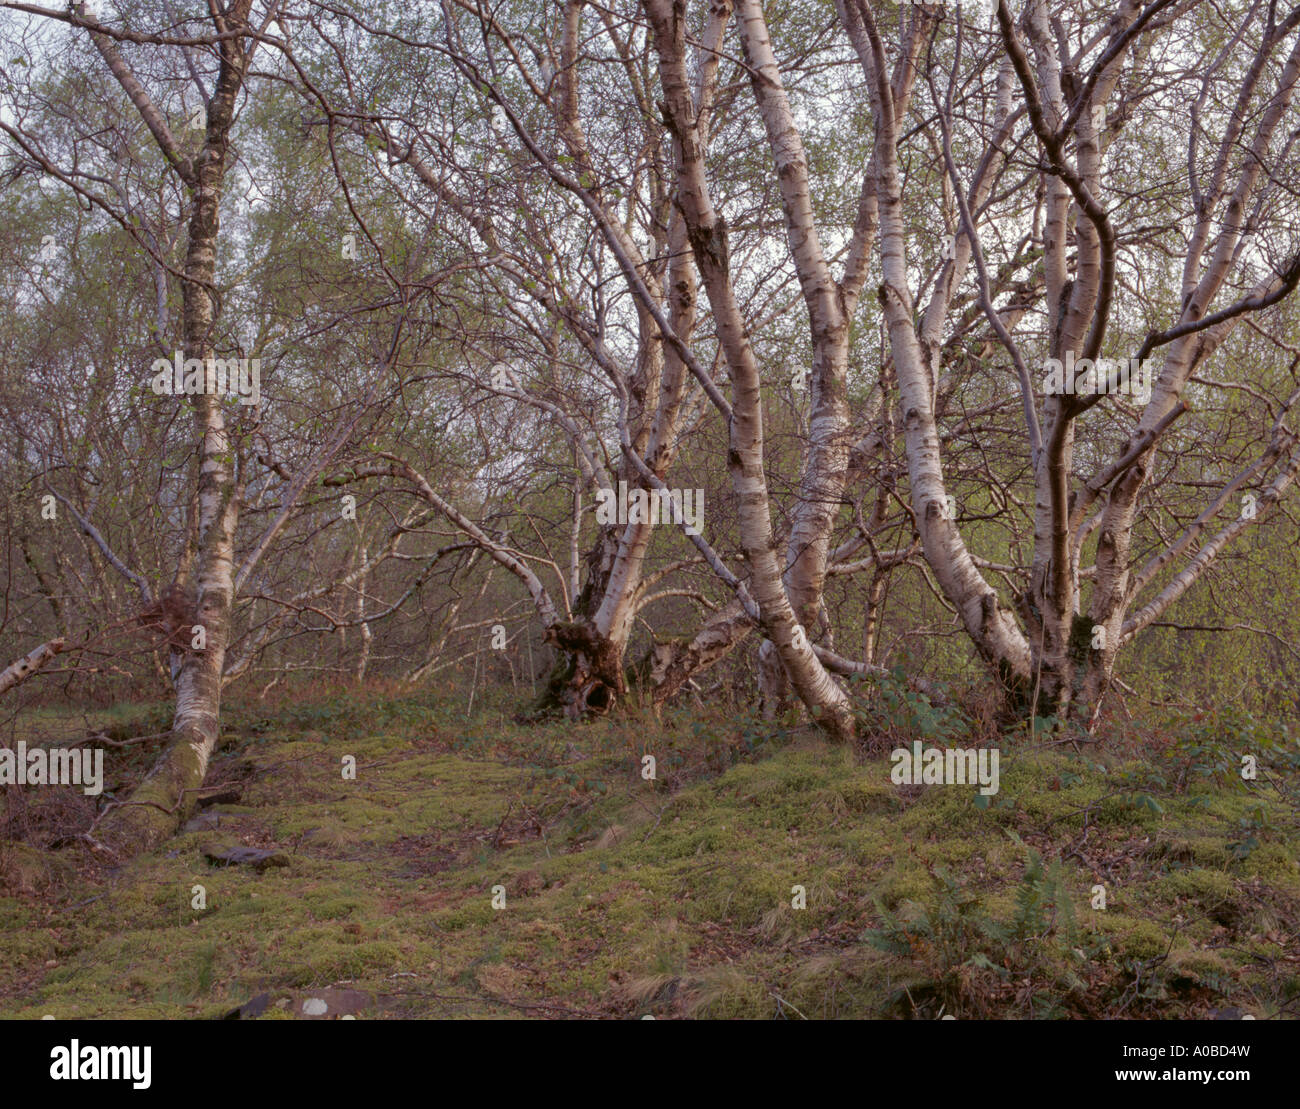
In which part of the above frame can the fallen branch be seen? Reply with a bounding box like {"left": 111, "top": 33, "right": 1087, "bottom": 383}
{"left": 0, "top": 638, "right": 66, "bottom": 697}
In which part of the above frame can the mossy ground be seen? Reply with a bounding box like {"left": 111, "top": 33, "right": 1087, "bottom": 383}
{"left": 1, "top": 685, "right": 1297, "bottom": 1018}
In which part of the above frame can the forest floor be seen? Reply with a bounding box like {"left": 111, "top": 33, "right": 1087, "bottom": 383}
{"left": 1, "top": 684, "right": 1298, "bottom": 1019}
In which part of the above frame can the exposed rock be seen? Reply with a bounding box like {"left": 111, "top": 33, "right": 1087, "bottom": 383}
{"left": 223, "top": 988, "right": 373, "bottom": 1020}
{"left": 223, "top": 992, "right": 272, "bottom": 1019}
{"left": 201, "top": 844, "right": 289, "bottom": 870}
{"left": 197, "top": 788, "right": 243, "bottom": 808}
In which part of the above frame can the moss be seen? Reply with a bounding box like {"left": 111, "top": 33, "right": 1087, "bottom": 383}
{"left": 4, "top": 687, "right": 1297, "bottom": 1019}
{"left": 1156, "top": 869, "right": 1237, "bottom": 905}
{"left": 875, "top": 867, "right": 934, "bottom": 910}
{"left": 1166, "top": 948, "right": 1232, "bottom": 980}
{"left": 0, "top": 841, "right": 77, "bottom": 895}
{"left": 98, "top": 729, "right": 210, "bottom": 856}
{"left": 1097, "top": 916, "right": 1170, "bottom": 960}
{"left": 832, "top": 778, "right": 900, "bottom": 816}
{"left": 1242, "top": 843, "right": 1300, "bottom": 883}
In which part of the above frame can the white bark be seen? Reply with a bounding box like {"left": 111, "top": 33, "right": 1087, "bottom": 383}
{"left": 100, "top": 1, "right": 255, "bottom": 853}
{"left": 646, "top": 0, "right": 855, "bottom": 739}
{"left": 843, "top": 0, "right": 1033, "bottom": 685}
{"left": 0, "top": 639, "right": 66, "bottom": 697}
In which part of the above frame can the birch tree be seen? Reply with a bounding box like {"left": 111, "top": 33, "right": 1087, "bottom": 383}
{"left": 0, "top": 0, "right": 398, "bottom": 849}
{"left": 842, "top": 0, "right": 1300, "bottom": 724}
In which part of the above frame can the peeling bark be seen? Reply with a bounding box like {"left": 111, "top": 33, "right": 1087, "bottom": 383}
{"left": 99, "top": 2, "right": 254, "bottom": 855}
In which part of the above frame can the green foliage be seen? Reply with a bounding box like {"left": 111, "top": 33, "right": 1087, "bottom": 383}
{"left": 865, "top": 841, "right": 1079, "bottom": 962}
{"left": 862, "top": 838, "right": 1092, "bottom": 1016}
{"left": 864, "top": 867, "right": 994, "bottom": 967}
{"left": 852, "top": 666, "right": 969, "bottom": 747}
{"left": 1227, "top": 804, "right": 1275, "bottom": 860}
{"left": 1167, "top": 703, "right": 1299, "bottom": 786}
{"left": 1004, "top": 835, "right": 1079, "bottom": 948}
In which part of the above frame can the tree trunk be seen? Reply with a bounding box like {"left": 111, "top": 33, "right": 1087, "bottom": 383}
{"left": 647, "top": 0, "right": 855, "bottom": 741}
{"left": 0, "top": 639, "right": 65, "bottom": 697}
{"left": 100, "top": 9, "right": 250, "bottom": 854}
